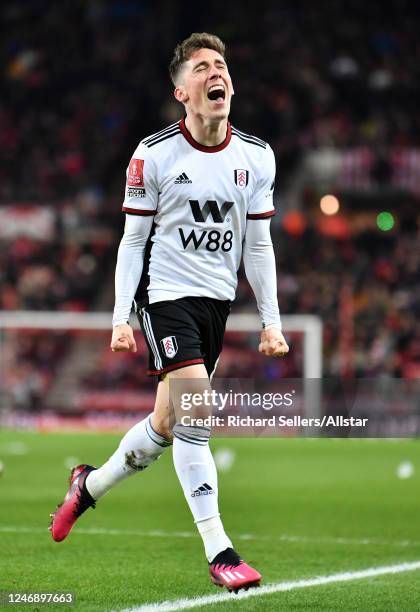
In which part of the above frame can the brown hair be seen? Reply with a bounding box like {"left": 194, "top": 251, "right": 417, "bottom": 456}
{"left": 169, "top": 32, "right": 226, "bottom": 85}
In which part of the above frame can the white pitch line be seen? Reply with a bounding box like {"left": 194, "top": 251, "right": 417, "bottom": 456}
{"left": 122, "top": 561, "right": 420, "bottom": 611}
{"left": 1, "top": 526, "right": 420, "bottom": 549}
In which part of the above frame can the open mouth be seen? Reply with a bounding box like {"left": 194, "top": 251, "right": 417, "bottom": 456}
{"left": 207, "top": 85, "right": 225, "bottom": 102}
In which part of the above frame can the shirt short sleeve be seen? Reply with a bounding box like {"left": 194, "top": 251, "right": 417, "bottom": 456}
{"left": 121, "top": 143, "right": 158, "bottom": 216}
{"left": 247, "top": 145, "right": 276, "bottom": 219}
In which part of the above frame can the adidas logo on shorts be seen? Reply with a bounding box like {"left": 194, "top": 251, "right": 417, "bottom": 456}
{"left": 174, "top": 172, "right": 192, "bottom": 184}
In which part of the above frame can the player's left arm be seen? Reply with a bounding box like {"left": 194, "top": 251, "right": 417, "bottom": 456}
{"left": 243, "top": 219, "right": 289, "bottom": 357}
{"left": 243, "top": 144, "right": 289, "bottom": 358}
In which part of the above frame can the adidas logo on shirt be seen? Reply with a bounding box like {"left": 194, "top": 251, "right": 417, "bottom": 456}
{"left": 191, "top": 483, "right": 215, "bottom": 497}
{"left": 174, "top": 172, "right": 192, "bottom": 184}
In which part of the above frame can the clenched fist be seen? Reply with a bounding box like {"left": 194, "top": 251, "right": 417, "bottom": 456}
{"left": 110, "top": 323, "right": 137, "bottom": 352}
{"left": 259, "top": 327, "right": 289, "bottom": 357}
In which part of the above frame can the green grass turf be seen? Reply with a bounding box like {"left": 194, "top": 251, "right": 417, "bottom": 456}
{"left": 1, "top": 432, "right": 420, "bottom": 610}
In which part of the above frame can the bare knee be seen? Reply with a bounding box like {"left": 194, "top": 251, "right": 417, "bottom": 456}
{"left": 151, "top": 380, "right": 174, "bottom": 441}
{"left": 150, "top": 412, "right": 174, "bottom": 442}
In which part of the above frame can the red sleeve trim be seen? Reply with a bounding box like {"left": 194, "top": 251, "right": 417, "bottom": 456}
{"left": 122, "top": 207, "right": 156, "bottom": 216}
{"left": 247, "top": 210, "right": 276, "bottom": 220}
{"left": 147, "top": 358, "right": 205, "bottom": 377}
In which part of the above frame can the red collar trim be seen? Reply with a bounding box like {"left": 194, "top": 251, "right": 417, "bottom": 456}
{"left": 179, "top": 118, "right": 231, "bottom": 152}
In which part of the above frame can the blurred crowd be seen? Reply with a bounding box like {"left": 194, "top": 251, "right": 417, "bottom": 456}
{"left": 274, "top": 225, "right": 419, "bottom": 379}
{"left": 1, "top": 0, "right": 419, "bottom": 412}
{"left": 2, "top": 0, "right": 419, "bottom": 199}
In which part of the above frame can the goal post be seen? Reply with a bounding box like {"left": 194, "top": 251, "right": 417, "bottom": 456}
{"left": 0, "top": 311, "right": 323, "bottom": 378}
{"left": 0, "top": 311, "right": 322, "bottom": 422}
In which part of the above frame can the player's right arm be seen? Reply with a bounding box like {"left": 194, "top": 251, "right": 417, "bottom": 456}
{"left": 111, "top": 145, "right": 158, "bottom": 352}
{"left": 111, "top": 214, "right": 154, "bottom": 351}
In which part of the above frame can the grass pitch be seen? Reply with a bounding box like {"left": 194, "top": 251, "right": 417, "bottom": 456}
{"left": 1, "top": 431, "right": 420, "bottom": 610}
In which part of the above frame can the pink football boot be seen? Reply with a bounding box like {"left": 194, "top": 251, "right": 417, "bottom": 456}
{"left": 209, "top": 548, "right": 262, "bottom": 593}
{"left": 49, "top": 464, "right": 96, "bottom": 542}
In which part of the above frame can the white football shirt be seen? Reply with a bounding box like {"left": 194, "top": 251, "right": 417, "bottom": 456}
{"left": 121, "top": 118, "right": 276, "bottom": 305}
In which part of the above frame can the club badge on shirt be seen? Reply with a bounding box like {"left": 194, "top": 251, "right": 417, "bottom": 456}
{"left": 234, "top": 169, "right": 249, "bottom": 190}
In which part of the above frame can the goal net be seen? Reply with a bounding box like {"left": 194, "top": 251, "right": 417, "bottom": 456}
{"left": 0, "top": 311, "right": 322, "bottom": 430}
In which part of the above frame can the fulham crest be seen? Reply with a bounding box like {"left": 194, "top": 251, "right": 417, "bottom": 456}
{"left": 234, "top": 169, "right": 249, "bottom": 190}
{"left": 161, "top": 336, "right": 178, "bottom": 358}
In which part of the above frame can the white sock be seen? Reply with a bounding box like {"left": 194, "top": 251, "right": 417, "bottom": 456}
{"left": 173, "top": 436, "right": 232, "bottom": 561}
{"left": 197, "top": 516, "right": 233, "bottom": 563}
{"left": 85, "top": 414, "right": 171, "bottom": 500}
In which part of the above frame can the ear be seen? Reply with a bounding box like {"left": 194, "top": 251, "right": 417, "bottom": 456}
{"left": 174, "top": 86, "right": 188, "bottom": 103}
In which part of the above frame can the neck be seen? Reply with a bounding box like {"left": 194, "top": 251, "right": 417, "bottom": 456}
{"left": 185, "top": 114, "right": 228, "bottom": 147}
